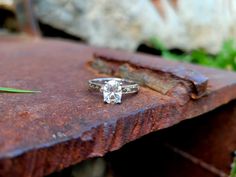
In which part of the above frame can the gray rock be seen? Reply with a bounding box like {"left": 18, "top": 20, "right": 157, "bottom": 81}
{"left": 154, "top": 0, "right": 236, "bottom": 54}
{"left": 34, "top": 0, "right": 236, "bottom": 53}
{"left": 34, "top": 0, "right": 160, "bottom": 51}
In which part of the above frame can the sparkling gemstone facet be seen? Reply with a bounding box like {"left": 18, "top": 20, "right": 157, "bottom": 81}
{"left": 103, "top": 80, "right": 122, "bottom": 104}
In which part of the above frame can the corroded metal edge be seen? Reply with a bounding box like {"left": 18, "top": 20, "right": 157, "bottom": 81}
{"left": 1, "top": 84, "right": 236, "bottom": 177}
{"left": 89, "top": 57, "right": 205, "bottom": 105}
{"left": 94, "top": 53, "right": 208, "bottom": 99}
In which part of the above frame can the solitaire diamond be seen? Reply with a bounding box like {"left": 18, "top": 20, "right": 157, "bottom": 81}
{"left": 102, "top": 80, "right": 122, "bottom": 104}
{"left": 89, "top": 77, "right": 139, "bottom": 104}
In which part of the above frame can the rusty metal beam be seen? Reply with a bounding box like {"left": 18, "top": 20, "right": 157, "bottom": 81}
{"left": 0, "top": 38, "right": 236, "bottom": 177}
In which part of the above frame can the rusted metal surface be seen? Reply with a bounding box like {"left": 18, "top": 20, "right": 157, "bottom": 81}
{"left": 94, "top": 53, "right": 209, "bottom": 98}
{"left": 0, "top": 39, "right": 236, "bottom": 177}
{"left": 91, "top": 53, "right": 208, "bottom": 103}
{"left": 107, "top": 101, "right": 236, "bottom": 177}
{"left": 161, "top": 100, "right": 236, "bottom": 176}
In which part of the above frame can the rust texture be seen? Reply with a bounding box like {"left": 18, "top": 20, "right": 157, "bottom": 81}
{"left": 161, "top": 100, "right": 236, "bottom": 176}
{"left": 89, "top": 57, "right": 206, "bottom": 106}
{"left": 94, "top": 52, "right": 208, "bottom": 99}
{"left": 107, "top": 102, "right": 236, "bottom": 177}
{"left": 0, "top": 39, "right": 236, "bottom": 177}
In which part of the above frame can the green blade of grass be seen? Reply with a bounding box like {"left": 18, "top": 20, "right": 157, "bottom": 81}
{"left": 0, "top": 87, "right": 40, "bottom": 93}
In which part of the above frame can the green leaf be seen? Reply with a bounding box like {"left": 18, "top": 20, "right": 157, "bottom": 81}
{"left": 0, "top": 87, "right": 40, "bottom": 93}
{"left": 149, "top": 38, "right": 168, "bottom": 52}
{"left": 230, "top": 157, "right": 236, "bottom": 177}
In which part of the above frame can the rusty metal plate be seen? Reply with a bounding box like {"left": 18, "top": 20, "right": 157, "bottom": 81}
{"left": 107, "top": 101, "right": 236, "bottom": 177}
{"left": 0, "top": 38, "right": 236, "bottom": 177}
{"left": 105, "top": 101, "right": 236, "bottom": 177}
{"left": 160, "top": 100, "right": 236, "bottom": 176}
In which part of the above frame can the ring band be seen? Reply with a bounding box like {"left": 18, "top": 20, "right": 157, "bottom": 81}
{"left": 88, "top": 78, "right": 139, "bottom": 94}
{"left": 88, "top": 78, "right": 139, "bottom": 104}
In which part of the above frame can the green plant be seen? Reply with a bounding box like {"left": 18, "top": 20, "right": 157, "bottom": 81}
{"left": 149, "top": 38, "right": 236, "bottom": 71}
{"left": 230, "top": 156, "right": 236, "bottom": 177}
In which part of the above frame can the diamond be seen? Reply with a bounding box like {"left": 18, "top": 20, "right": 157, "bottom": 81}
{"left": 102, "top": 80, "right": 122, "bottom": 104}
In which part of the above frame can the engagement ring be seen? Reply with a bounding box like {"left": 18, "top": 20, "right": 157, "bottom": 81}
{"left": 88, "top": 78, "right": 139, "bottom": 104}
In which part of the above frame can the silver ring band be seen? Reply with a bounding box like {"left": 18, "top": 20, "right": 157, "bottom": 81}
{"left": 88, "top": 78, "right": 139, "bottom": 94}
{"left": 88, "top": 78, "right": 139, "bottom": 104}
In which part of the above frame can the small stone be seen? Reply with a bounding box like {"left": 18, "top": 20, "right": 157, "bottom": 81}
{"left": 103, "top": 80, "right": 122, "bottom": 104}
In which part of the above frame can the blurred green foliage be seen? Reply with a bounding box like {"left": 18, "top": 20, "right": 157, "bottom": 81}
{"left": 230, "top": 157, "right": 236, "bottom": 177}
{"left": 149, "top": 38, "right": 236, "bottom": 71}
